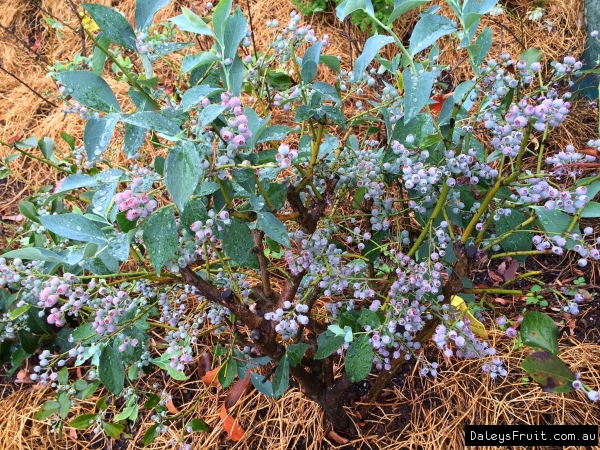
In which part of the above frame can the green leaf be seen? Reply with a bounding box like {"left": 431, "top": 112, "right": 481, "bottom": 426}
{"left": 58, "top": 70, "right": 120, "bottom": 113}
{"left": 286, "top": 343, "right": 309, "bottom": 364}
{"left": 197, "top": 104, "right": 227, "bottom": 128}
{"left": 102, "top": 421, "right": 124, "bottom": 439}
{"left": 75, "top": 380, "right": 100, "bottom": 400}
{"left": 116, "top": 211, "right": 137, "bottom": 233}
{"left": 496, "top": 209, "right": 532, "bottom": 262}
{"left": 519, "top": 48, "right": 543, "bottom": 69}
{"left": 221, "top": 8, "right": 247, "bottom": 62}
{"left": 180, "top": 86, "right": 224, "bottom": 110}
{"left": 69, "top": 414, "right": 97, "bottom": 429}
{"left": 170, "top": 7, "right": 214, "bottom": 37}
{"left": 532, "top": 206, "right": 581, "bottom": 250}
{"left": 18, "top": 200, "right": 39, "bottom": 223}
{"left": 218, "top": 358, "right": 237, "bottom": 388}
{"left": 315, "top": 330, "right": 346, "bottom": 359}
{"left": 84, "top": 113, "right": 119, "bottom": 162}
{"left": 520, "top": 311, "right": 559, "bottom": 355}
{"left": 143, "top": 424, "right": 159, "bottom": 446}
{"left": 336, "top": 0, "right": 368, "bottom": 20}
{"left": 9, "top": 304, "right": 31, "bottom": 321}
{"left": 212, "top": 0, "right": 232, "bottom": 43}
{"left": 14, "top": 136, "right": 37, "bottom": 149}
{"left": 345, "top": 333, "right": 373, "bottom": 382}
{"left": 409, "top": 13, "right": 457, "bottom": 56}
{"left": 61, "top": 132, "right": 76, "bottom": 150}
{"left": 521, "top": 351, "right": 576, "bottom": 393}
{"left": 220, "top": 217, "right": 259, "bottom": 268}
{"left": 180, "top": 197, "right": 208, "bottom": 231}
{"left": 581, "top": 201, "right": 600, "bottom": 218}
{"left": 257, "top": 212, "right": 290, "bottom": 247}
{"left": 113, "top": 404, "right": 136, "bottom": 421}
{"left": 319, "top": 55, "right": 340, "bottom": 72}
{"left": 122, "top": 112, "right": 181, "bottom": 136}
{"left": 92, "top": 33, "right": 111, "bottom": 76}
{"left": 18, "top": 329, "right": 38, "bottom": 354}
{"left": 272, "top": 354, "right": 289, "bottom": 399}
{"left": 470, "top": 27, "right": 493, "bottom": 70}
{"left": 387, "top": 0, "right": 430, "bottom": 25}
{"left": 135, "top": 0, "right": 170, "bottom": 30}
{"left": 165, "top": 141, "right": 202, "bottom": 212}
{"left": 301, "top": 41, "right": 322, "bottom": 84}
{"left": 187, "top": 418, "right": 209, "bottom": 432}
{"left": 353, "top": 35, "right": 394, "bottom": 82}
{"left": 182, "top": 52, "right": 220, "bottom": 73}
{"left": 124, "top": 123, "right": 146, "bottom": 158}
{"left": 58, "top": 391, "right": 71, "bottom": 419}
{"left": 250, "top": 371, "right": 274, "bottom": 397}
{"left": 143, "top": 206, "right": 178, "bottom": 273}
{"left": 358, "top": 309, "right": 381, "bottom": 328}
{"left": 403, "top": 70, "right": 435, "bottom": 122}
{"left": 3, "top": 248, "right": 69, "bottom": 264}
{"left": 144, "top": 394, "right": 161, "bottom": 409}
{"left": 99, "top": 344, "right": 125, "bottom": 395}
{"left": 38, "top": 137, "right": 55, "bottom": 160}
{"left": 256, "top": 125, "right": 293, "bottom": 144}
{"left": 83, "top": 3, "right": 137, "bottom": 50}
{"left": 35, "top": 400, "right": 61, "bottom": 420}
{"left": 40, "top": 213, "right": 108, "bottom": 245}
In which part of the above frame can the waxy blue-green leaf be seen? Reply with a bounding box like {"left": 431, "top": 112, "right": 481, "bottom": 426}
{"left": 221, "top": 8, "right": 247, "bottom": 62}
{"left": 353, "top": 35, "right": 394, "bottom": 82}
{"left": 250, "top": 371, "right": 274, "bottom": 397}
{"left": 336, "top": 0, "right": 372, "bottom": 20}
{"left": 83, "top": 3, "right": 137, "bottom": 51}
{"left": 211, "top": 0, "right": 232, "bottom": 44}
{"left": 182, "top": 52, "right": 220, "bottom": 73}
{"left": 165, "top": 141, "right": 202, "bottom": 212}
{"left": 256, "top": 125, "right": 293, "bottom": 144}
{"left": 169, "top": 7, "right": 214, "bottom": 37}
{"left": 301, "top": 41, "right": 322, "bottom": 84}
{"left": 41, "top": 213, "right": 108, "bottom": 245}
{"left": 143, "top": 206, "right": 178, "bottom": 273}
{"left": 92, "top": 33, "right": 111, "bottom": 75}
{"left": 387, "top": 0, "right": 430, "bottom": 25}
{"left": 122, "top": 112, "right": 181, "bottom": 136}
{"left": 220, "top": 217, "right": 259, "bottom": 268}
{"left": 409, "top": 13, "right": 457, "bottom": 56}
{"left": 135, "top": 0, "right": 171, "bottom": 30}
{"left": 197, "top": 104, "right": 227, "bottom": 127}
{"left": 99, "top": 343, "right": 124, "bottom": 395}
{"left": 59, "top": 70, "right": 120, "bottom": 113}
{"left": 180, "top": 85, "right": 224, "bottom": 110}
{"left": 123, "top": 123, "right": 146, "bottom": 157}
{"left": 532, "top": 206, "right": 581, "bottom": 250}
{"left": 257, "top": 212, "right": 290, "bottom": 247}
{"left": 84, "top": 113, "right": 119, "bottom": 162}
{"left": 2, "top": 248, "right": 70, "bottom": 264}
{"left": 403, "top": 70, "right": 434, "bottom": 122}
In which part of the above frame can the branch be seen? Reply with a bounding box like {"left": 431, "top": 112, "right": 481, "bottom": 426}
{"left": 252, "top": 230, "right": 275, "bottom": 302}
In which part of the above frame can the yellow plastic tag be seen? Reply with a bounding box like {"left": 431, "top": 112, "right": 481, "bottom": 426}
{"left": 78, "top": 12, "right": 100, "bottom": 33}
{"left": 450, "top": 295, "right": 488, "bottom": 339}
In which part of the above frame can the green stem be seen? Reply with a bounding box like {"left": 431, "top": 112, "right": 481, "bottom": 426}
{"left": 1, "top": 140, "right": 70, "bottom": 173}
{"left": 84, "top": 29, "right": 159, "bottom": 109}
{"left": 490, "top": 250, "right": 551, "bottom": 260}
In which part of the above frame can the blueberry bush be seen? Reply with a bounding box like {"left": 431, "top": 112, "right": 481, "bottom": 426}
{"left": 1, "top": 0, "right": 600, "bottom": 443}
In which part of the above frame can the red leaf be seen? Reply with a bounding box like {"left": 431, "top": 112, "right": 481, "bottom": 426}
{"left": 220, "top": 403, "right": 245, "bottom": 441}
{"left": 202, "top": 366, "right": 220, "bottom": 387}
{"left": 225, "top": 372, "right": 251, "bottom": 408}
{"left": 503, "top": 259, "right": 520, "bottom": 282}
{"left": 327, "top": 430, "right": 349, "bottom": 444}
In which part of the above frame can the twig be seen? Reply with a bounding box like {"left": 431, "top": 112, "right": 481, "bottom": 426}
{"left": 64, "top": 0, "right": 87, "bottom": 56}
{"left": 0, "top": 63, "right": 58, "bottom": 107}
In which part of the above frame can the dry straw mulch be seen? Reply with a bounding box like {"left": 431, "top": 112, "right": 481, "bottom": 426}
{"left": 0, "top": 0, "right": 599, "bottom": 449}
